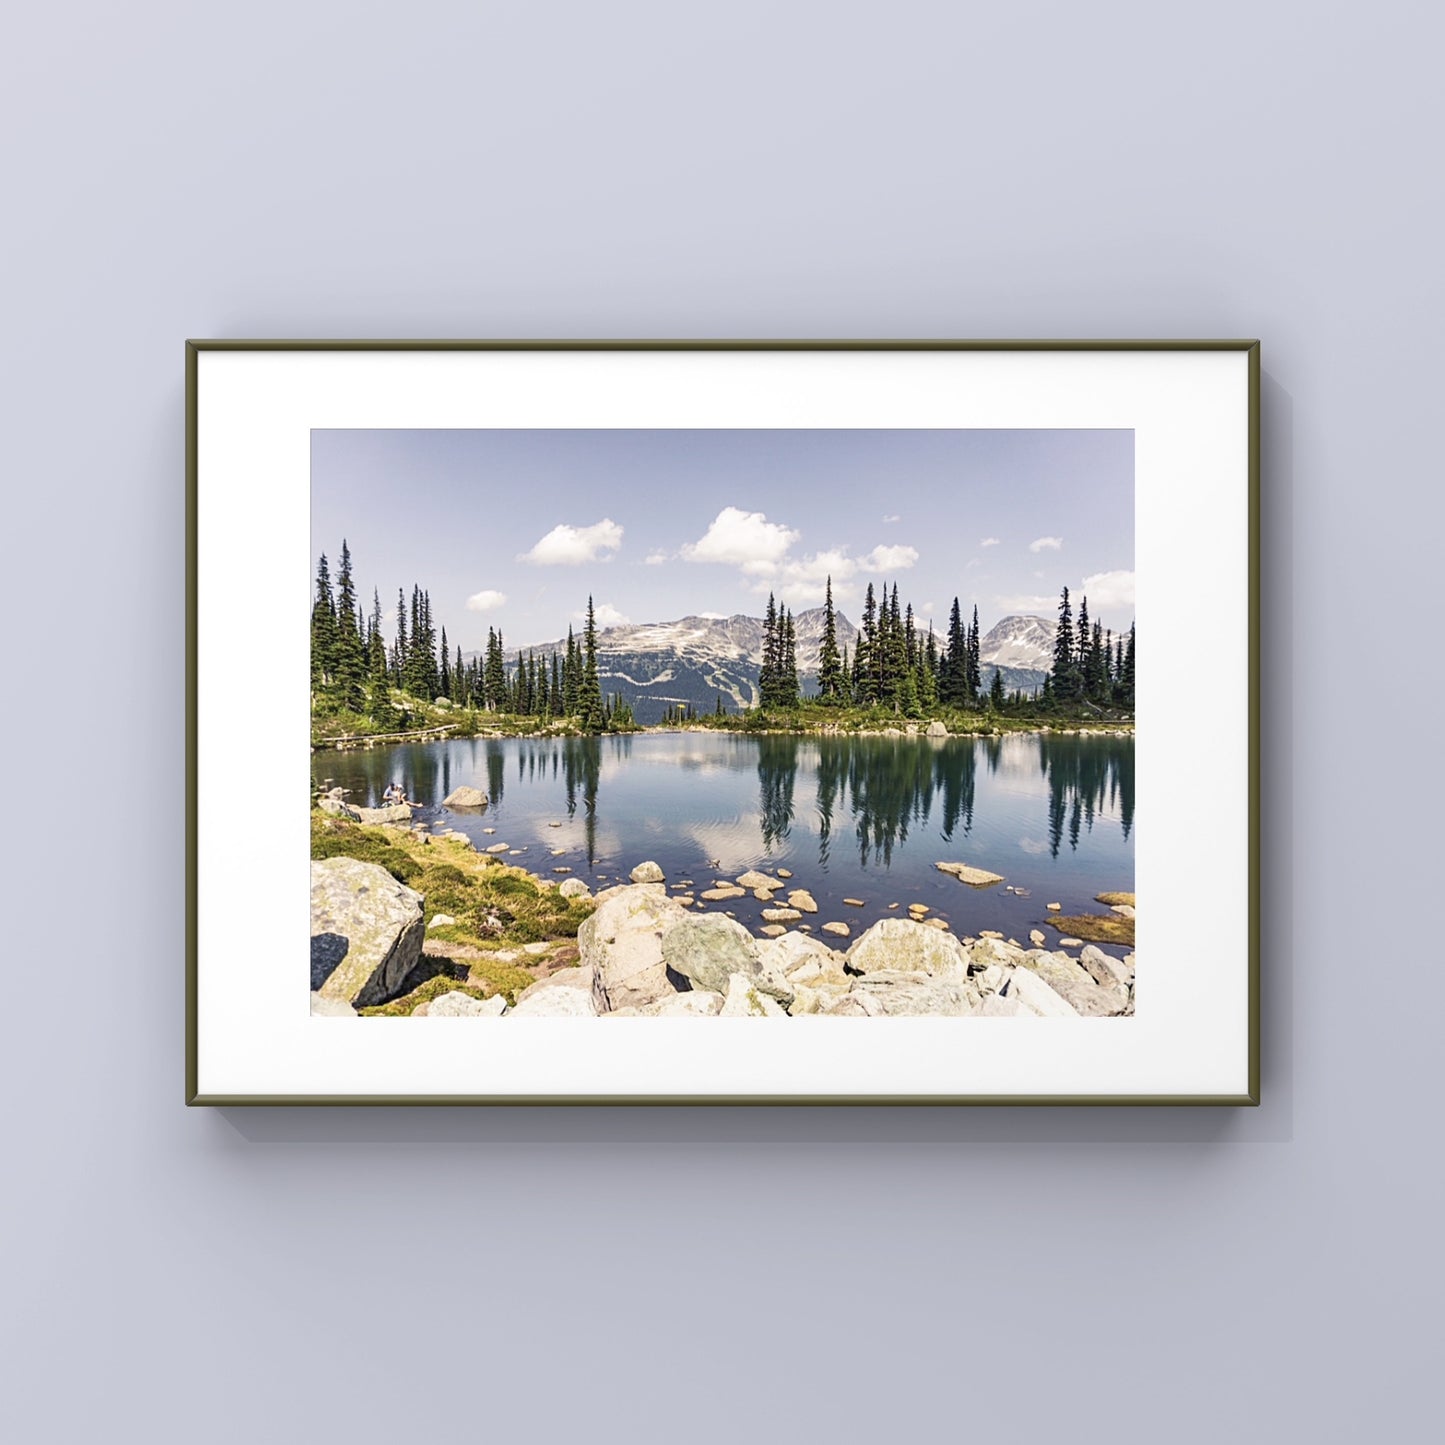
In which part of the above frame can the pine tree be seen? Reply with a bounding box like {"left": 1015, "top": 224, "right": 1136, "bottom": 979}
{"left": 759, "top": 593, "right": 780, "bottom": 708}
{"left": 989, "top": 665, "right": 1005, "bottom": 710}
{"left": 332, "top": 540, "right": 365, "bottom": 710}
{"left": 1050, "top": 587, "right": 1081, "bottom": 702}
{"left": 941, "top": 597, "right": 967, "bottom": 706}
{"left": 1119, "top": 623, "right": 1136, "bottom": 707}
{"left": 781, "top": 606, "right": 799, "bottom": 707}
{"left": 311, "top": 553, "right": 338, "bottom": 689}
{"left": 967, "top": 605, "right": 982, "bottom": 700}
{"left": 818, "top": 575, "right": 843, "bottom": 703}
{"left": 438, "top": 626, "right": 451, "bottom": 699}
{"left": 855, "top": 584, "right": 877, "bottom": 704}
{"left": 579, "top": 596, "right": 604, "bottom": 732}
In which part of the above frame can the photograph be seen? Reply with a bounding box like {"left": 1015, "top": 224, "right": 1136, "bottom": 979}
{"left": 308, "top": 427, "right": 1137, "bottom": 1021}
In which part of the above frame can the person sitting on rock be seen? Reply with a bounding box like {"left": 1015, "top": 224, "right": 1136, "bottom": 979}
{"left": 383, "top": 782, "right": 400, "bottom": 805}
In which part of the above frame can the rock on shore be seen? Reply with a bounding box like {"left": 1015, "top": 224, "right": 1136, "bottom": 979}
{"left": 310, "top": 857, "right": 426, "bottom": 1009}
{"left": 539, "top": 884, "right": 1137, "bottom": 1019}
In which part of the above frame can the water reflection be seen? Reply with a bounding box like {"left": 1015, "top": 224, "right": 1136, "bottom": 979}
{"left": 1038, "top": 733, "right": 1135, "bottom": 858}
{"left": 315, "top": 731, "right": 1133, "bottom": 879}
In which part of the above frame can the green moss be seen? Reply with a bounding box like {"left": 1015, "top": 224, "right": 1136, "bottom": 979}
{"left": 1046, "top": 913, "right": 1135, "bottom": 947}
{"left": 311, "top": 814, "right": 596, "bottom": 955}
{"left": 1094, "top": 891, "right": 1136, "bottom": 908}
{"left": 358, "top": 974, "right": 492, "bottom": 1018}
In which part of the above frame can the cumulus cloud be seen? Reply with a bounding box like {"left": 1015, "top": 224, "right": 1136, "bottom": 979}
{"left": 465, "top": 589, "right": 507, "bottom": 612}
{"left": 518, "top": 518, "right": 624, "bottom": 566}
{"left": 1079, "top": 569, "right": 1135, "bottom": 612}
{"left": 1029, "top": 535, "right": 1063, "bottom": 553}
{"left": 882, "top": 513, "right": 900, "bottom": 523}
{"left": 859, "top": 543, "right": 919, "bottom": 573}
{"left": 980, "top": 536, "right": 1000, "bottom": 548}
{"left": 643, "top": 550, "right": 668, "bottom": 566}
{"left": 572, "top": 602, "right": 630, "bottom": 628}
{"left": 681, "top": 507, "right": 799, "bottom": 572}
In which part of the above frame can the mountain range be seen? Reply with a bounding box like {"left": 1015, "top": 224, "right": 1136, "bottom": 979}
{"left": 501, "top": 608, "right": 1056, "bottom": 724}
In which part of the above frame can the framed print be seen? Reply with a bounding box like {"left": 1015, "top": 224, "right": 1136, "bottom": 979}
{"left": 186, "top": 340, "right": 1259, "bottom": 1105}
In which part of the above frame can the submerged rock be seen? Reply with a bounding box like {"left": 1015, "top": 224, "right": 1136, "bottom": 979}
{"left": 735, "top": 869, "right": 776, "bottom": 891}
{"left": 935, "top": 861, "right": 1005, "bottom": 887}
{"left": 786, "top": 890, "right": 819, "bottom": 914}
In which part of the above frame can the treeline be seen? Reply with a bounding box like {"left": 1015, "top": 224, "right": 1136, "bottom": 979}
{"left": 768, "top": 577, "right": 1010, "bottom": 715}
{"left": 761, "top": 575, "right": 1133, "bottom": 717}
{"left": 1043, "top": 587, "right": 1135, "bottom": 709}
{"left": 310, "top": 543, "right": 634, "bottom": 733}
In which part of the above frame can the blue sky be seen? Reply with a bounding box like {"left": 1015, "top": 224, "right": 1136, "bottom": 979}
{"left": 311, "top": 429, "right": 1134, "bottom": 649}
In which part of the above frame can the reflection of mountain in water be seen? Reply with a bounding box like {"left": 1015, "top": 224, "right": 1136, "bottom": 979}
{"left": 1038, "top": 733, "right": 1135, "bottom": 858}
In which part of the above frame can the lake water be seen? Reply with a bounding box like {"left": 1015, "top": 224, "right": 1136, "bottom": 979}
{"left": 314, "top": 731, "right": 1134, "bottom": 954}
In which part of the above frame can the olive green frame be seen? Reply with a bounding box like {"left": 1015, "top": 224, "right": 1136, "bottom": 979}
{"left": 185, "top": 338, "right": 1260, "bottom": 1107}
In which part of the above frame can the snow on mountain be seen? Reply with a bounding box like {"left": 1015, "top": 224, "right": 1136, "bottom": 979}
{"left": 978, "top": 614, "right": 1057, "bottom": 672}
{"left": 510, "top": 608, "right": 859, "bottom": 721}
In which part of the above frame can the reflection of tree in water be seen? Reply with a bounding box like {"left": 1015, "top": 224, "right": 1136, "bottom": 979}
{"left": 803, "top": 739, "right": 982, "bottom": 861}
{"left": 560, "top": 737, "right": 602, "bottom": 866}
{"left": 756, "top": 735, "right": 798, "bottom": 849}
{"left": 848, "top": 739, "right": 939, "bottom": 867}
{"left": 935, "top": 743, "right": 979, "bottom": 843}
{"left": 1039, "top": 734, "right": 1134, "bottom": 858}
{"left": 484, "top": 744, "right": 506, "bottom": 809}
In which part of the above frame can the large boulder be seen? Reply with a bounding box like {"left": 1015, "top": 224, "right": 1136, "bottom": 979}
{"left": 661, "top": 914, "right": 759, "bottom": 995}
{"left": 926, "top": 720, "right": 949, "bottom": 738}
{"left": 352, "top": 804, "right": 415, "bottom": 825}
{"left": 630, "top": 860, "right": 666, "bottom": 884}
{"left": 310, "top": 857, "right": 425, "bottom": 1008}
{"left": 645, "top": 992, "right": 724, "bottom": 1017}
{"left": 845, "top": 918, "right": 971, "bottom": 978}
{"left": 663, "top": 914, "right": 794, "bottom": 1006}
{"left": 1079, "top": 944, "right": 1134, "bottom": 989}
{"left": 1017, "top": 951, "right": 1128, "bottom": 1017}
{"left": 581, "top": 886, "right": 688, "bottom": 1013}
{"left": 759, "top": 932, "right": 844, "bottom": 979}
{"left": 845, "top": 971, "right": 982, "bottom": 1016}
{"left": 720, "top": 973, "right": 787, "bottom": 1017}
{"left": 558, "top": 877, "right": 592, "bottom": 900}
{"left": 510, "top": 967, "right": 600, "bottom": 1017}
{"left": 317, "top": 796, "right": 359, "bottom": 819}
{"left": 442, "top": 785, "right": 488, "bottom": 808}
{"left": 1002, "top": 968, "right": 1079, "bottom": 1017}
{"left": 415, "top": 991, "right": 508, "bottom": 1017}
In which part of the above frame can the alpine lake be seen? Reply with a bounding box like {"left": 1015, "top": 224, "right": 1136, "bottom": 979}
{"left": 315, "top": 730, "right": 1135, "bottom": 955}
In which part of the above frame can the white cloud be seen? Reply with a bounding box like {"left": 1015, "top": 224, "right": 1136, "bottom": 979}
{"left": 644, "top": 550, "right": 668, "bottom": 566}
{"left": 572, "top": 602, "right": 630, "bottom": 628}
{"left": 980, "top": 536, "right": 1000, "bottom": 548}
{"left": 921, "top": 600, "right": 935, "bottom": 615}
{"left": 681, "top": 507, "right": 798, "bottom": 570}
{"left": 995, "top": 592, "right": 1058, "bottom": 615}
{"left": 859, "top": 543, "right": 919, "bottom": 573}
{"left": 465, "top": 589, "right": 507, "bottom": 612}
{"left": 1079, "top": 569, "right": 1135, "bottom": 612}
{"left": 882, "top": 513, "right": 900, "bottom": 523}
{"left": 1029, "top": 535, "right": 1063, "bottom": 553}
{"left": 518, "top": 518, "right": 624, "bottom": 566}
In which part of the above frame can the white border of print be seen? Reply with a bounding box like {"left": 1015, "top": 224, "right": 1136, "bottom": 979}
{"left": 194, "top": 347, "right": 1250, "bottom": 1101}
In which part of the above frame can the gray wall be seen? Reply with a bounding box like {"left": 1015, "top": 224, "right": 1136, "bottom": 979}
{"left": 4, "top": 2, "right": 1436, "bottom": 1440}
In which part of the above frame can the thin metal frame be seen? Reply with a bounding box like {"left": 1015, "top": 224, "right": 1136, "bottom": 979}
{"left": 185, "top": 339, "right": 1260, "bottom": 1107}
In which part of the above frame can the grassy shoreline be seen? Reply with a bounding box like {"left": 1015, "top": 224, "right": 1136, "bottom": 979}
{"left": 313, "top": 697, "right": 1134, "bottom": 751}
